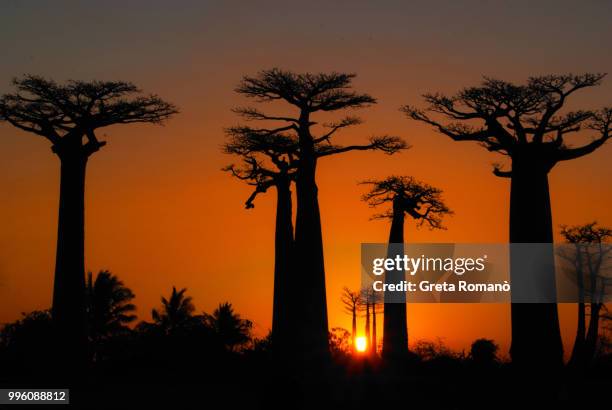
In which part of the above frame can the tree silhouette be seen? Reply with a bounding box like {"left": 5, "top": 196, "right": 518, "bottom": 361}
{"left": 561, "top": 222, "right": 612, "bottom": 369}
{"left": 470, "top": 338, "right": 499, "bottom": 366}
{"left": 403, "top": 74, "right": 611, "bottom": 369}
{"left": 0, "top": 310, "right": 54, "bottom": 375}
{"left": 85, "top": 270, "right": 136, "bottom": 344}
{"left": 151, "top": 287, "right": 197, "bottom": 335}
{"left": 0, "top": 75, "right": 177, "bottom": 369}
{"left": 223, "top": 129, "right": 298, "bottom": 353}
{"left": 340, "top": 287, "right": 361, "bottom": 352}
{"left": 203, "top": 302, "right": 253, "bottom": 352}
{"left": 361, "top": 176, "right": 450, "bottom": 358}
{"left": 360, "top": 288, "right": 382, "bottom": 355}
{"left": 329, "top": 327, "right": 352, "bottom": 358}
{"left": 235, "top": 68, "right": 407, "bottom": 359}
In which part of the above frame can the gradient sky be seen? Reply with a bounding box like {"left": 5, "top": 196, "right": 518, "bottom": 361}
{"left": 1, "top": 0, "right": 611, "bottom": 356}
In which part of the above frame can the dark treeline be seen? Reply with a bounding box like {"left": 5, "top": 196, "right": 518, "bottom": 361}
{"left": 1, "top": 70, "right": 612, "bottom": 408}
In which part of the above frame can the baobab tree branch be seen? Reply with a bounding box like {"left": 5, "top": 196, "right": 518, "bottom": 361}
{"left": 530, "top": 74, "right": 606, "bottom": 142}
{"left": 313, "top": 116, "right": 363, "bottom": 143}
{"left": 224, "top": 127, "right": 299, "bottom": 162}
{"left": 316, "top": 135, "right": 407, "bottom": 157}
{"left": 556, "top": 136, "right": 610, "bottom": 161}
{"left": 231, "top": 107, "right": 299, "bottom": 124}
{"left": 402, "top": 106, "right": 493, "bottom": 143}
{"left": 493, "top": 164, "right": 513, "bottom": 178}
{"left": 556, "top": 108, "right": 611, "bottom": 161}
{"left": 245, "top": 178, "right": 275, "bottom": 209}
{"left": 421, "top": 93, "right": 482, "bottom": 120}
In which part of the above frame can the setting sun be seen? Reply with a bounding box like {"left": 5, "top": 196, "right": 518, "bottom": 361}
{"left": 355, "top": 337, "right": 368, "bottom": 353}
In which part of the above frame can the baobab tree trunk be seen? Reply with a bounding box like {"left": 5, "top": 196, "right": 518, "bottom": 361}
{"left": 382, "top": 200, "right": 409, "bottom": 358}
{"left": 569, "top": 302, "right": 586, "bottom": 368}
{"left": 272, "top": 176, "right": 294, "bottom": 354}
{"left": 371, "top": 303, "right": 377, "bottom": 354}
{"left": 584, "top": 303, "right": 602, "bottom": 364}
{"left": 51, "top": 146, "right": 90, "bottom": 373}
{"left": 365, "top": 302, "right": 371, "bottom": 353}
{"left": 569, "top": 261, "right": 586, "bottom": 369}
{"left": 294, "top": 117, "right": 329, "bottom": 360}
{"left": 509, "top": 158, "right": 563, "bottom": 371}
{"left": 351, "top": 308, "right": 357, "bottom": 352}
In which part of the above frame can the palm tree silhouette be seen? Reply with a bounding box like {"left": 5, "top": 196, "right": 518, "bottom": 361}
{"left": 85, "top": 270, "right": 136, "bottom": 343}
{"left": 151, "top": 287, "right": 196, "bottom": 335}
{"left": 361, "top": 176, "right": 450, "bottom": 358}
{"left": 235, "top": 68, "right": 407, "bottom": 359}
{"left": 0, "top": 75, "right": 177, "bottom": 370}
{"left": 403, "top": 74, "right": 611, "bottom": 370}
{"left": 203, "top": 302, "right": 253, "bottom": 352}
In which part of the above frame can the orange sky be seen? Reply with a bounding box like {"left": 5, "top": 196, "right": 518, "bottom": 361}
{"left": 1, "top": 1, "right": 611, "bottom": 357}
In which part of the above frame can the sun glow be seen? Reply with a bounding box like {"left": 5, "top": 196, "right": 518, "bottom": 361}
{"left": 355, "top": 336, "right": 367, "bottom": 352}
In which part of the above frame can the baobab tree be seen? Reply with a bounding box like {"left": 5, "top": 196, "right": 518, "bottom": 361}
{"left": 403, "top": 74, "right": 611, "bottom": 369}
{"left": 340, "top": 287, "right": 361, "bottom": 352}
{"left": 235, "top": 69, "right": 407, "bottom": 358}
{"left": 0, "top": 75, "right": 177, "bottom": 369}
{"left": 561, "top": 222, "right": 612, "bottom": 369}
{"left": 360, "top": 287, "right": 383, "bottom": 355}
{"left": 361, "top": 176, "right": 450, "bottom": 358}
{"left": 223, "top": 128, "right": 298, "bottom": 352}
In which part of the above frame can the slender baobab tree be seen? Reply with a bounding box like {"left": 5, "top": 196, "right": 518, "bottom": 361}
{"left": 361, "top": 176, "right": 450, "bottom": 358}
{"left": 341, "top": 287, "right": 361, "bottom": 352}
{"left": 403, "top": 74, "right": 611, "bottom": 369}
{"left": 561, "top": 223, "right": 612, "bottom": 369}
{"left": 360, "top": 288, "right": 382, "bottom": 355}
{"left": 235, "top": 69, "right": 407, "bottom": 358}
{"left": 0, "top": 75, "right": 177, "bottom": 369}
{"left": 223, "top": 129, "right": 298, "bottom": 352}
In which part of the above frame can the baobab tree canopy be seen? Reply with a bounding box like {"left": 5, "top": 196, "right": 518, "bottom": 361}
{"left": 361, "top": 176, "right": 451, "bottom": 229}
{"left": 0, "top": 75, "right": 178, "bottom": 156}
{"left": 234, "top": 69, "right": 407, "bottom": 156}
{"left": 403, "top": 73, "right": 611, "bottom": 176}
{"left": 223, "top": 128, "right": 299, "bottom": 208}
{"left": 236, "top": 69, "right": 377, "bottom": 111}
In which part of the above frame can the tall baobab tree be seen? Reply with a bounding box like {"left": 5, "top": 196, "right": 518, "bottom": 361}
{"left": 223, "top": 129, "right": 298, "bottom": 352}
{"left": 360, "top": 288, "right": 383, "bottom": 355}
{"left": 235, "top": 68, "right": 407, "bottom": 358}
{"left": 362, "top": 176, "right": 450, "bottom": 358}
{"left": 403, "top": 74, "right": 611, "bottom": 369}
{"left": 0, "top": 75, "right": 177, "bottom": 369}
{"left": 561, "top": 222, "right": 612, "bottom": 369}
{"left": 341, "top": 287, "right": 361, "bottom": 352}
